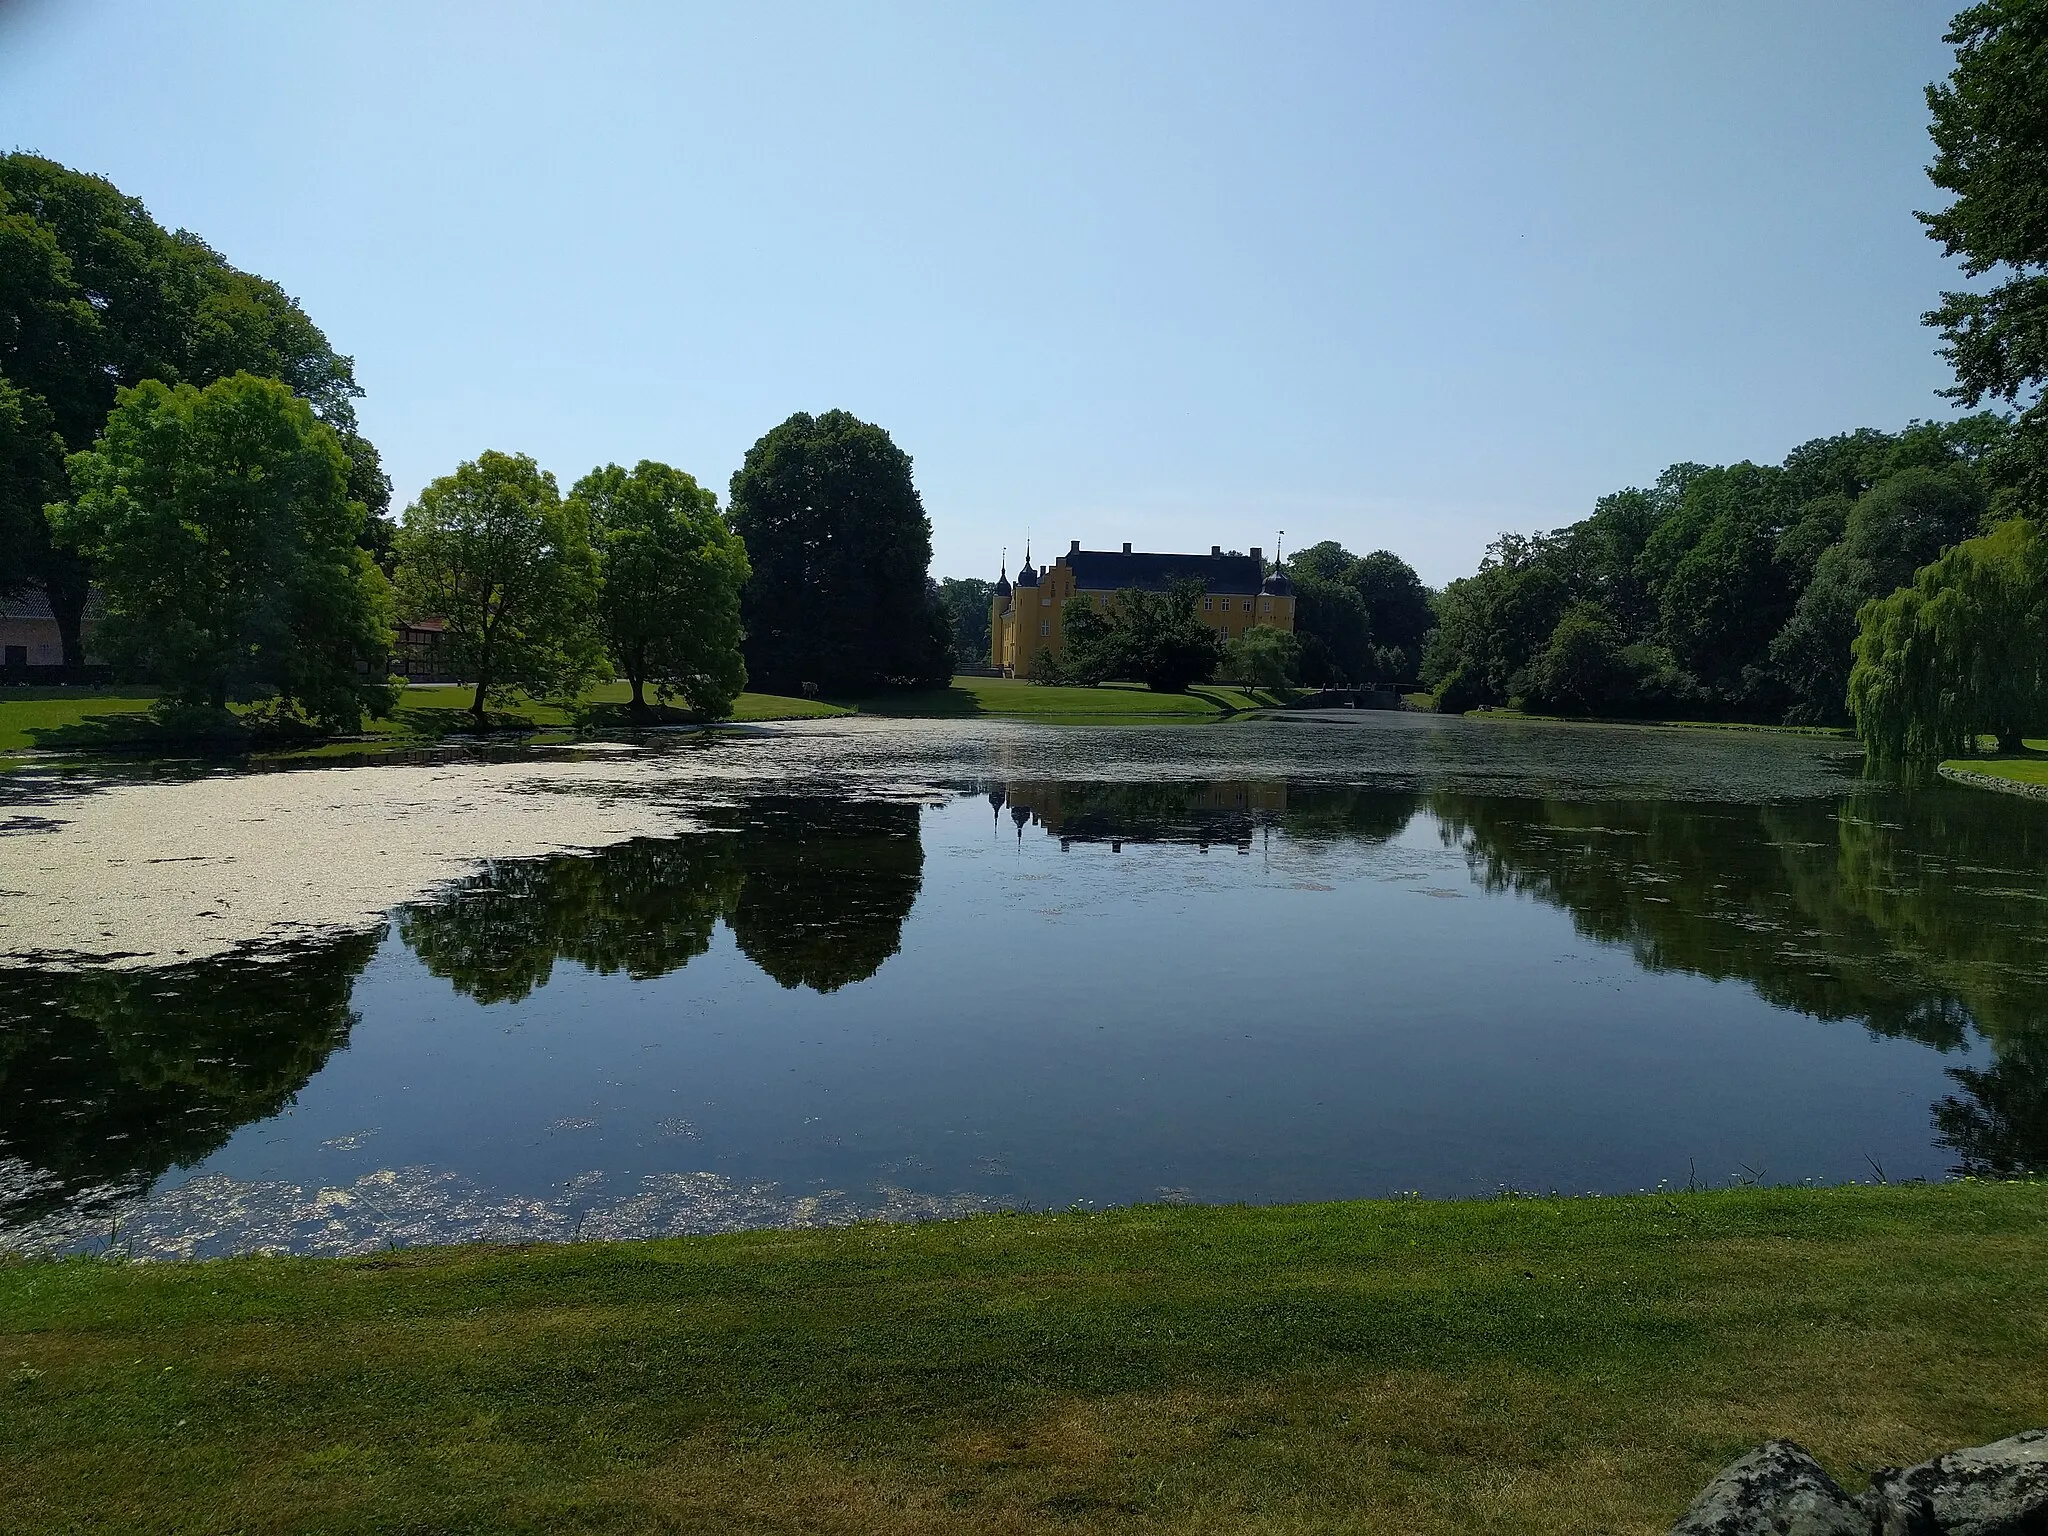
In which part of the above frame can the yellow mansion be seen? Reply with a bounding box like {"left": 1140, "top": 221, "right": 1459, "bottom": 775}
{"left": 989, "top": 541, "right": 1295, "bottom": 676}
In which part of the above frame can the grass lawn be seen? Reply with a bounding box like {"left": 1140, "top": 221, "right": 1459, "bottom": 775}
{"left": 1941, "top": 742, "right": 2048, "bottom": 791}
{"left": 4, "top": 1183, "right": 2046, "bottom": 1533}
{"left": 0, "top": 682, "right": 848, "bottom": 762}
{"left": 837, "top": 675, "right": 1287, "bottom": 719}
{"left": 1466, "top": 708, "right": 1854, "bottom": 740}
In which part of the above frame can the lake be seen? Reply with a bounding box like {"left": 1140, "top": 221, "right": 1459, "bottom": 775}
{"left": 3, "top": 713, "right": 2044, "bottom": 1257}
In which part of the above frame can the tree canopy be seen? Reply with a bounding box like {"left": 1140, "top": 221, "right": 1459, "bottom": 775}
{"left": 727, "top": 410, "right": 951, "bottom": 693}
{"left": 393, "top": 452, "right": 603, "bottom": 718}
{"left": 55, "top": 373, "right": 393, "bottom": 728}
{"left": 0, "top": 154, "right": 388, "bottom": 662}
{"left": 1423, "top": 417, "right": 2010, "bottom": 721}
{"left": 1849, "top": 515, "right": 2048, "bottom": 760}
{"left": 571, "top": 460, "right": 750, "bottom": 719}
{"left": 1283, "top": 542, "right": 1431, "bottom": 685}
{"left": 1921, "top": 0, "right": 2048, "bottom": 508}
{"left": 1048, "top": 578, "right": 1226, "bottom": 692}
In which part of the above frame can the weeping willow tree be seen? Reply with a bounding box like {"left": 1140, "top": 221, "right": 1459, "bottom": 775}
{"left": 1848, "top": 517, "right": 2048, "bottom": 763}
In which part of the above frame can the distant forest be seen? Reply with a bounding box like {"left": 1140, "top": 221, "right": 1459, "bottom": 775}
{"left": 1421, "top": 415, "right": 2015, "bottom": 724}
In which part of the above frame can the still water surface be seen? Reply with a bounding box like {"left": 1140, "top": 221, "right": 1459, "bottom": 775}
{"left": 4, "top": 714, "right": 2045, "bottom": 1256}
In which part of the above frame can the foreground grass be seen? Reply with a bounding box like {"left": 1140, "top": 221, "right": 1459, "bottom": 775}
{"left": 4, "top": 1184, "right": 2045, "bottom": 1534}
{"left": 838, "top": 675, "right": 1286, "bottom": 719}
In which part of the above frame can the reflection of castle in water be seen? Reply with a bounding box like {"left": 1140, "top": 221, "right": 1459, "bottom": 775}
{"left": 992, "top": 781, "right": 1287, "bottom": 852}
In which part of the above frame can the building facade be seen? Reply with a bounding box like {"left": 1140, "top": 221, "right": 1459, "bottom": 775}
{"left": 0, "top": 590, "right": 103, "bottom": 674}
{"left": 989, "top": 541, "right": 1296, "bottom": 677}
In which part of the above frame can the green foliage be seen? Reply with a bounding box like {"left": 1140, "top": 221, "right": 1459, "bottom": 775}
{"left": 0, "top": 377, "right": 64, "bottom": 596}
{"left": 727, "top": 410, "right": 951, "bottom": 692}
{"left": 0, "top": 155, "right": 386, "bottom": 663}
{"left": 1850, "top": 516, "right": 2048, "bottom": 761}
{"left": 393, "top": 452, "right": 603, "bottom": 718}
{"left": 1285, "top": 542, "right": 1431, "bottom": 683}
{"left": 1426, "top": 419, "right": 2011, "bottom": 722}
{"left": 1921, "top": 0, "right": 2048, "bottom": 507}
{"left": 1225, "top": 623, "right": 1300, "bottom": 690}
{"left": 571, "top": 460, "right": 749, "bottom": 719}
{"left": 1056, "top": 578, "right": 1226, "bottom": 692}
{"left": 53, "top": 374, "right": 393, "bottom": 729}
{"left": 938, "top": 576, "right": 994, "bottom": 666}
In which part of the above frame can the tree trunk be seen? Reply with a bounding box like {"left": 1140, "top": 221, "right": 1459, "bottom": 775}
{"left": 45, "top": 567, "right": 89, "bottom": 671}
{"left": 470, "top": 675, "right": 488, "bottom": 719}
{"left": 630, "top": 673, "right": 646, "bottom": 716}
{"left": 1998, "top": 729, "right": 2023, "bottom": 754}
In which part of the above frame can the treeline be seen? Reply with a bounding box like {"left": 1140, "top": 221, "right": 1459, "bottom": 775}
{"left": 1, "top": 156, "right": 952, "bottom": 730}
{"left": 1421, "top": 417, "right": 2010, "bottom": 723}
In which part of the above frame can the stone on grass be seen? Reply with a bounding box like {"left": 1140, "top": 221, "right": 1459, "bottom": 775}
{"left": 1669, "top": 1439, "right": 1870, "bottom": 1535}
{"left": 1864, "top": 1430, "right": 2048, "bottom": 1536}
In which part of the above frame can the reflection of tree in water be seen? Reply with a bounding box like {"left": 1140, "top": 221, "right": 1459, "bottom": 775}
{"left": 399, "top": 836, "right": 745, "bottom": 1004}
{"left": 994, "top": 781, "right": 1418, "bottom": 849}
{"left": 398, "top": 798, "right": 926, "bottom": 1000}
{"left": 1432, "top": 786, "right": 2048, "bottom": 1174}
{"left": 0, "top": 931, "right": 380, "bottom": 1230}
{"left": 724, "top": 799, "right": 924, "bottom": 993}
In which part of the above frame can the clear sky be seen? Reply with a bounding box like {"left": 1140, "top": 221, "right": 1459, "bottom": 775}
{"left": 0, "top": 0, "right": 1973, "bottom": 586}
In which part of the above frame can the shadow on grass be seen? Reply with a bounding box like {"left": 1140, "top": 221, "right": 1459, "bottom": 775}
{"left": 821, "top": 686, "right": 986, "bottom": 718}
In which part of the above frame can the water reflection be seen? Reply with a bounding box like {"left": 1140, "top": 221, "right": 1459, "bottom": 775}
{"left": 1432, "top": 787, "right": 2048, "bottom": 1173}
{"left": 0, "top": 931, "right": 380, "bottom": 1230}
{"left": 4, "top": 773, "right": 2046, "bottom": 1252}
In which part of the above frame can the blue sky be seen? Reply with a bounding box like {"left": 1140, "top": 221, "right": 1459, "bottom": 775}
{"left": 0, "top": 0, "right": 1972, "bottom": 585}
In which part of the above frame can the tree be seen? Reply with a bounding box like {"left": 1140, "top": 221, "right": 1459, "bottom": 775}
{"left": 1771, "top": 466, "right": 1987, "bottom": 722}
{"left": 54, "top": 374, "right": 393, "bottom": 728}
{"left": 393, "top": 452, "right": 602, "bottom": 720}
{"left": 938, "top": 577, "right": 994, "bottom": 667}
{"left": 727, "top": 410, "right": 951, "bottom": 692}
{"left": 0, "top": 378, "right": 65, "bottom": 598}
{"left": 1292, "top": 576, "right": 1373, "bottom": 683}
{"left": 571, "top": 460, "right": 749, "bottom": 719}
{"left": 1849, "top": 517, "right": 2048, "bottom": 761}
{"left": 1920, "top": 0, "right": 2048, "bottom": 509}
{"left": 1348, "top": 550, "right": 1434, "bottom": 676}
{"left": 0, "top": 154, "right": 388, "bottom": 662}
{"left": 1529, "top": 600, "right": 1628, "bottom": 715}
{"left": 1226, "top": 624, "right": 1300, "bottom": 690}
{"left": 1117, "top": 578, "right": 1227, "bottom": 692}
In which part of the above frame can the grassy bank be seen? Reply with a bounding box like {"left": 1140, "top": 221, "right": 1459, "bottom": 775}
{"left": 836, "top": 674, "right": 1285, "bottom": 719}
{"left": 4, "top": 1183, "right": 2045, "bottom": 1534}
{"left": 1464, "top": 707, "right": 1854, "bottom": 740}
{"left": 0, "top": 682, "right": 849, "bottom": 760}
{"left": 1940, "top": 744, "right": 2048, "bottom": 794}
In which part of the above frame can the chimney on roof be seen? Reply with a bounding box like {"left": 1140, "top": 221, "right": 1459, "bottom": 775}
{"left": 1070, "top": 539, "right": 1080, "bottom": 554}
{"left": 1122, "top": 541, "right": 1132, "bottom": 554}
{"left": 1250, "top": 547, "right": 1262, "bottom": 563}
{"left": 1210, "top": 545, "right": 1221, "bottom": 556}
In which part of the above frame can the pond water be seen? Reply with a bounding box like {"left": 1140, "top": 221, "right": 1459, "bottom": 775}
{"left": 4, "top": 714, "right": 2045, "bottom": 1257}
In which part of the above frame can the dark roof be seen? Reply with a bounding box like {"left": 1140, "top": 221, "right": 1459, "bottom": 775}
{"left": 1060, "top": 550, "right": 1264, "bottom": 595}
{"left": 1261, "top": 569, "right": 1295, "bottom": 596}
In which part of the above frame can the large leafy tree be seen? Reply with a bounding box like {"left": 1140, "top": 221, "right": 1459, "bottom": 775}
{"left": 727, "top": 410, "right": 951, "bottom": 692}
{"left": 54, "top": 374, "right": 393, "bottom": 728}
{"left": 938, "top": 576, "right": 994, "bottom": 667}
{"left": 570, "top": 460, "right": 750, "bottom": 719}
{"left": 0, "top": 154, "right": 390, "bottom": 660}
{"left": 1920, "top": 0, "right": 2048, "bottom": 511}
{"left": 0, "top": 378, "right": 65, "bottom": 598}
{"left": 1849, "top": 517, "right": 2048, "bottom": 760}
{"left": 393, "top": 452, "right": 603, "bottom": 720}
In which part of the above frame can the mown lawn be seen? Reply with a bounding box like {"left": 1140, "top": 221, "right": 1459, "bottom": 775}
{"left": 1942, "top": 742, "right": 2048, "bottom": 790}
{"left": 837, "top": 675, "right": 1287, "bottom": 719}
{"left": 0, "top": 682, "right": 848, "bottom": 760}
{"left": 4, "top": 1183, "right": 2045, "bottom": 1534}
